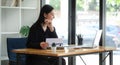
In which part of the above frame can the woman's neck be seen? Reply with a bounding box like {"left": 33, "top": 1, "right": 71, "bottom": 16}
{"left": 42, "top": 23, "right": 47, "bottom": 32}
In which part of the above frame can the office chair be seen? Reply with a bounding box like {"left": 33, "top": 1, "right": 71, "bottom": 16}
{"left": 7, "top": 38, "right": 27, "bottom": 65}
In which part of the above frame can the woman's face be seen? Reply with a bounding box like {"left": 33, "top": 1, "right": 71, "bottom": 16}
{"left": 44, "top": 10, "right": 55, "bottom": 20}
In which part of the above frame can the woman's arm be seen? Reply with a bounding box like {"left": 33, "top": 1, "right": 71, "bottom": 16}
{"left": 26, "top": 26, "right": 43, "bottom": 49}
{"left": 48, "top": 27, "right": 58, "bottom": 38}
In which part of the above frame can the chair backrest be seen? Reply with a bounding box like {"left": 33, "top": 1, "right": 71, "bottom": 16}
{"left": 7, "top": 38, "right": 27, "bottom": 65}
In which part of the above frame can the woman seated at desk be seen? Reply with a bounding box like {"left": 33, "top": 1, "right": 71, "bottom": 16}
{"left": 26, "top": 5, "right": 66, "bottom": 65}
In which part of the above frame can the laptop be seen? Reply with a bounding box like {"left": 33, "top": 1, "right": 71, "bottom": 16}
{"left": 74, "top": 30, "right": 102, "bottom": 49}
{"left": 46, "top": 30, "right": 102, "bottom": 49}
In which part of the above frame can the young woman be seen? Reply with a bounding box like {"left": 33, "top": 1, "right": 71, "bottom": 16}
{"left": 26, "top": 5, "right": 66, "bottom": 65}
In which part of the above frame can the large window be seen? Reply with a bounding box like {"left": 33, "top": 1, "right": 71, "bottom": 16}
{"left": 76, "top": 0, "right": 99, "bottom": 45}
{"left": 106, "top": 0, "right": 120, "bottom": 48}
{"left": 42, "top": 0, "right": 120, "bottom": 65}
{"left": 106, "top": 0, "right": 120, "bottom": 65}
{"left": 76, "top": 0, "right": 99, "bottom": 65}
{"left": 44, "top": 0, "right": 68, "bottom": 44}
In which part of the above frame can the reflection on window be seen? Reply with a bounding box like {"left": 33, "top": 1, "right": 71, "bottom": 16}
{"left": 106, "top": 0, "right": 120, "bottom": 48}
{"left": 106, "top": 1, "right": 120, "bottom": 65}
{"left": 76, "top": 0, "right": 99, "bottom": 45}
{"left": 76, "top": 0, "right": 99, "bottom": 65}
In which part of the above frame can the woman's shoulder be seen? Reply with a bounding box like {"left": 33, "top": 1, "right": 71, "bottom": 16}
{"left": 30, "top": 23, "right": 42, "bottom": 31}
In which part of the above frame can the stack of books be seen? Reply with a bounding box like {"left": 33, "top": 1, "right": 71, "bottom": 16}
{"left": 5, "top": 0, "right": 20, "bottom": 7}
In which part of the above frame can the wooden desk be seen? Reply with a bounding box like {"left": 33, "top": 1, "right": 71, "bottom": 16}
{"left": 12, "top": 46, "right": 116, "bottom": 65}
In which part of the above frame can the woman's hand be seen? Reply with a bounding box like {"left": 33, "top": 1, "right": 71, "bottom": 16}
{"left": 45, "top": 19, "right": 54, "bottom": 32}
{"left": 40, "top": 42, "right": 49, "bottom": 49}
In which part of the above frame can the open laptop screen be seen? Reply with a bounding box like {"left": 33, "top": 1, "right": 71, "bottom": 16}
{"left": 93, "top": 30, "right": 102, "bottom": 47}
{"left": 73, "top": 30, "right": 102, "bottom": 49}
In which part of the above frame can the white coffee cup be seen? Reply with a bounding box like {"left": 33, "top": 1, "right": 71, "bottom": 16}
{"left": 51, "top": 47, "right": 56, "bottom": 53}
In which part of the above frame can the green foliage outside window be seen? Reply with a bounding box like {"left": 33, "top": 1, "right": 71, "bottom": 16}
{"left": 48, "top": 0, "right": 120, "bottom": 12}
{"left": 76, "top": 0, "right": 84, "bottom": 11}
{"left": 88, "top": 0, "right": 99, "bottom": 11}
{"left": 107, "top": 0, "right": 120, "bottom": 12}
{"left": 76, "top": 0, "right": 120, "bottom": 12}
{"left": 49, "top": 0, "right": 60, "bottom": 10}
{"left": 76, "top": 0, "right": 99, "bottom": 11}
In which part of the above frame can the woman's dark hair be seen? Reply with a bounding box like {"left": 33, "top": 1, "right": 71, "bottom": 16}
{"left": 35, "top": 5, "right": 54, "bottom": 26}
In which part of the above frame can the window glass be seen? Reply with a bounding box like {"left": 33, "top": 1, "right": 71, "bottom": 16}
{"left": 44, "top": 0, "right": 68, "bottom": 45}
{"left": 76, "top": 0, "right": 99, "bottom": 45}
{"left": 76, "top": 0, "right": 99, "bottom": 65}
{"left": 106, "top": 0, "right": 120, "bottom": 48}
{"left": 106, "top": 0, "right": 120, "bottom": 65}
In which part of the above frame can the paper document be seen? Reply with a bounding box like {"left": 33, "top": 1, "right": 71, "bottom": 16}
{"left": 46, "top": 38, "right": 63, "bottom": 47}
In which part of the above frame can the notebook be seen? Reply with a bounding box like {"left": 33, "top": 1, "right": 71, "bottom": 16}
{"left": 74, "top": 30, "right": 102, "bottom": 49}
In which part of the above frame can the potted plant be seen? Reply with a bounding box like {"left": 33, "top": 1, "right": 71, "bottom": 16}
{"left": 19, "top": 25, "right": 30, "bottom": 37}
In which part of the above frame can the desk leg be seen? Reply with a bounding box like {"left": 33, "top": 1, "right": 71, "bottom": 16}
{"left": 16, "top": 54, "right": 20, "bottom": 65}
{"left": 109, "top": 51, "right": 113, "bottom": 65}
{"left": 68, "top": 57, "right": 76, "bottom": 65}
{"left": 58, "top": 57, "right": 62, "bottom": 65}
{"left": 99, "top": 52, "right": 106, "bottom": 65}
